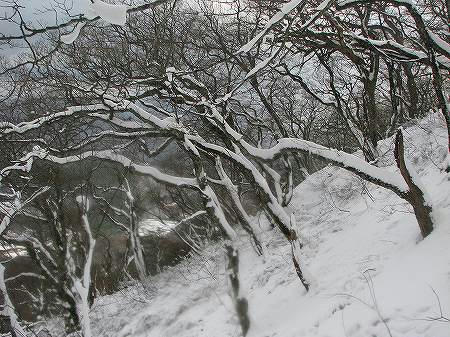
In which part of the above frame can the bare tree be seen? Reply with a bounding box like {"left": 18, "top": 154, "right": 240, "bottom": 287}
{"left": 0, "top": 0, "right": 447, "bottom": 335}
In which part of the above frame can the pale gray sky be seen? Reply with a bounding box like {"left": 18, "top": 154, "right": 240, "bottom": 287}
{"left": 0, "top": 0, "right": 85, "bottom": 37}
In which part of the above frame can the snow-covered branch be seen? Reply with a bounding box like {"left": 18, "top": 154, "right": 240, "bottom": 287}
{"left": 0, "top": 0, "right": 172, "bottom": 43}
{"left": 39, "top": 149, "right": 198, "bottom": 189}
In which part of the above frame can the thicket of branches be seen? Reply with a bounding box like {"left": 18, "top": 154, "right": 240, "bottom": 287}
{"left": 0, "top": 0, "right": 448, "bottom": 336}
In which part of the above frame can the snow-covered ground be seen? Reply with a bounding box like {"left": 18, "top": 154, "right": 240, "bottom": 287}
{"left": 138, "top": 218, "right": 177, "bottom": 237}
{"left": 48, "top": 114, "right": 450, "bottom": 337}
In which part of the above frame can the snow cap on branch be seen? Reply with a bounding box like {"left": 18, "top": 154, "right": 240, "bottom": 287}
{"left": 61, "top": 0, "right": 128, "bottom": 44}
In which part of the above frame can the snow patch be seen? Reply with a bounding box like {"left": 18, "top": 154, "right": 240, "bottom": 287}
{"left": 60, "top": 22, "right": 86, "bottom": 44}
{"left": 87, "top": 0, "right": 128, "bottom": 26}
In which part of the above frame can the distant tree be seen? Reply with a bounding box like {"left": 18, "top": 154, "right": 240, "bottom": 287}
{"left": 0, "top": 0, "right": 448, "bottom": 336}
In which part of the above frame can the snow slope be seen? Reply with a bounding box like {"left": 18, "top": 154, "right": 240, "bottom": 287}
{"left": 50, "top": 113, "right": 450, "bottom": 337}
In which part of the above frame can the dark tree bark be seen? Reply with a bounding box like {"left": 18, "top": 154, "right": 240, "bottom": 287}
{"left": 386, "top": 61, "right": 401, "bottom": 135}
{"left": 394, "top": 129, "right": 434, "bottom": 238}
{"left": 403, "top": 64, "right": 419, "bottom": 119}
{"left": 62, "top": 293, "right": 81, "bottom": 334}
{"left": 188, "top": 153, "right": 251, "bottom": 336}
{"left": 363, "top": 54, "right": 381, "bottom": 149}
{"left": 290, "top": 240, "right": 309, "bottom": 292}
{"left": 226, "top": 244, "right": 250, "bottom": 337}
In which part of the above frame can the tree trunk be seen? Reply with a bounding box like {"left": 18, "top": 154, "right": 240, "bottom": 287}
{"left": 225, "top": 244, "right": 250, "bottom": 336}
{"left": 363, "top": 54, "right": 381, "bottom": 150}
{"left": 403, "top": 63, "right": 419, "bottom": 119}
{"left": 394, "top": 129, "right": 434, "bottom": 238}
{"left": 386, "top": 61, "right": 400, "bottom": 136}
{"left": 188, "top": 151, "right": 251, "bottom": 336}
{"left": 0, "top": 264, "right": 25, "bottom": 337}
{"left": 62, "top": 293, "right": 81, "bottom": 334}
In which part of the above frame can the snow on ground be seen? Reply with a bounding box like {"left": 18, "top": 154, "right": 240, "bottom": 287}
{"left": 49, "top": 114, "right": 450, "bottom": 337}
{"left": 138, "top": 219, "right": 177, "bottom": 236}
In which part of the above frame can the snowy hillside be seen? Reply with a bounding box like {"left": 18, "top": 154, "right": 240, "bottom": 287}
{"left": 49, "top": 114, "right": 450, "bottom": 337}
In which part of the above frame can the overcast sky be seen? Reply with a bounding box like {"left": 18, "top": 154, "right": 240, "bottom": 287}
{"left": 0, "top": 0, "right": 86, "bottom": 36}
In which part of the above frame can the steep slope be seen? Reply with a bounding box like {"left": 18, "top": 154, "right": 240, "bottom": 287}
{"left": 50, "top": 114, "right": 450, "bottom": 337}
